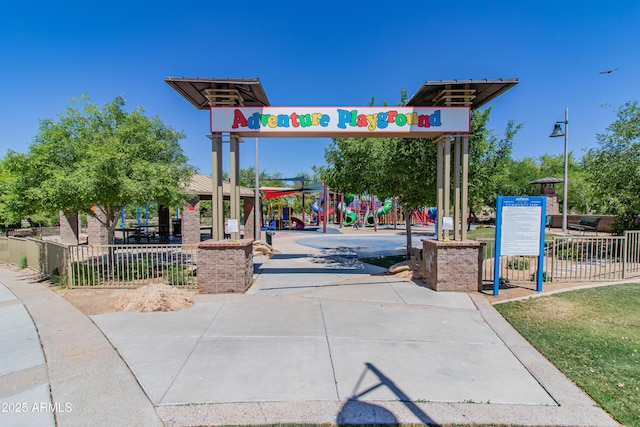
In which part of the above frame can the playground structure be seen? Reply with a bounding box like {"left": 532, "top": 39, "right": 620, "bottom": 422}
{"left": 312, "top": 193, "right": 435, "bottom": 229}
{"left": 264, "top": 203, "right": 306, "bottom": 230}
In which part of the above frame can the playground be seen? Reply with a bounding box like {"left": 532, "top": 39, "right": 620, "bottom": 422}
{"left": 262, "top": 190, "right": 435, "bottom": 233}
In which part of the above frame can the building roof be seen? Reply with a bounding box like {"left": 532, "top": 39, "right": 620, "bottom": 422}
{"left": 406, "top": 79, "right": 518, "bottom": 108}
{"left": 529, "top": 177, "right": 565, "bottom": 185}
{"left": 165, "top": 77, "right": 270, "bottom": 110}
{"left": 186, "top": 173, "right": 255, "bottom": 199}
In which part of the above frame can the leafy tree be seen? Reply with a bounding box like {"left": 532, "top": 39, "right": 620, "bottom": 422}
{"left": 321, "top": 97, "right": 524, "bottom": 255}
{"left": 467, "top": 108, "right": 522, "bottom": 216}
{"left": 0, "top": 95, "right": 195, "bottom": 243}
{"left": 537, "top": 153, "right": 591, "bottom": 214}
{"left": 584, "top": 101, "right": 640, "bottom": 233}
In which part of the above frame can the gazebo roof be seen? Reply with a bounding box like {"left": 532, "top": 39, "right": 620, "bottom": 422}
{"left": 186, "top": 173, "right": 255, "bottom": 199}
{"left": 529, "top": 177, "right": 565, "bottom": 185}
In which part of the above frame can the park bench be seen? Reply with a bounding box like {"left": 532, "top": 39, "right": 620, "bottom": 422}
{"left": 568, "top": 216, "right": 601, "bottom": 235}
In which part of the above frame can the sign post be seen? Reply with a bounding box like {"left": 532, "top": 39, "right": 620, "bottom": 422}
{"left": 493, "top": 196, "right": 547, "bottom": 296}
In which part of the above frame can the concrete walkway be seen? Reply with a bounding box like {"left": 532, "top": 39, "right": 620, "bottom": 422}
{"left": 0, "top": 229, "right": 620, "bottom": 426}
{"left": 0, "top": 269, "right": 162, "bottom": 427}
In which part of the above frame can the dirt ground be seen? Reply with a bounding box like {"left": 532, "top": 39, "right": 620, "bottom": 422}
{"left": 54, "top": 287, "right": 133, "bottom": 316}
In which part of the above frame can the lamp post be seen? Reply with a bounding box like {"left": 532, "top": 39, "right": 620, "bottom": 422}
{"left": 549, "top": 108, "right": 569, "bottom": 233}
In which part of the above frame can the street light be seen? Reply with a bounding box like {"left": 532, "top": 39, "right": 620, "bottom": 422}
{"left": 549, "top": 108, "right": 569, "bottom": 233}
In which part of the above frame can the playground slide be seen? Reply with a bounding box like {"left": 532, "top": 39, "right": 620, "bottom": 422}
{"left": 366, "top": 199, "right": 393, "bottom": 226}
{"left": 343, "top": 210, "right": 358, "bottom": 226}
{"left": 290, "top": 217, "right": 305, "bottom": 230}
{"left": 335, "top": 194, "right": 357, "bottom": 226}
{"left": 312, "top": 196, "right": 335, "bottom": 219}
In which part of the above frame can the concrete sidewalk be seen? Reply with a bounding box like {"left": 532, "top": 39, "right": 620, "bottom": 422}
{"left": 0, "top": 229, "right": 620, "bottom": 426}
{"left": 0, "top": 268, "right": 162, "bottom": 427}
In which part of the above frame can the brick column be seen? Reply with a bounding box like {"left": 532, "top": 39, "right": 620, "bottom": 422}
{"left": 59, "top": 210, "right": 79, "bottom": 245}
{"left": 182, "top": 196, "right": 200, "bottom": 245}
{"left": 87, "top": 207, "right": 109, "bottom": 246}
{"left": 421, "top": 239, "right": 483, "bottom": 292}
{"left": 197, "top": 239, "right": 253, "bottom": 293}
{"left": 243, "top": 202, "right": 254, "bottom": 241}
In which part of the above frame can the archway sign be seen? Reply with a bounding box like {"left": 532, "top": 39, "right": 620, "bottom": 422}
{"left": 210, "top": 106, "right": 469, "bottom": 240}
{"left": 210, "top": 106, "right": 469, "bottom": 137}
{"left": 165, "top": 77, "right": 518, "bottom": 242}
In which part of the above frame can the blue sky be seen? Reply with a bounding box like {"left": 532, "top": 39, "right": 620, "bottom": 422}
{"left": 1, "top": 1, "right": 638, "bottom": 180}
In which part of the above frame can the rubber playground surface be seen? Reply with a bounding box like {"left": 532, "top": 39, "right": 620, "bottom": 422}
{"left": 295, "top": 233, "right": 431, "bottom": 258}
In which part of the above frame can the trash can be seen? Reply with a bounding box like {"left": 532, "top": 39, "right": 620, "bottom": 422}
{"left": 172, "top": 218, "right": 182, "bottom": 236}
{"left": 265, "top": 230, "right": 275, "bottom": 245}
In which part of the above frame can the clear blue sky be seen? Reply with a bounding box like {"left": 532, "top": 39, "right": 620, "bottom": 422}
{"left": 1, "top": 1, "right": 638, "bottom": 180}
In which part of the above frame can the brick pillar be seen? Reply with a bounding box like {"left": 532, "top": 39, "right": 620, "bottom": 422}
{"left": 197, "top": 239, "right": 253, "bottom": 293}
{"left": 244, "top": 202, "right": 254, "bottom": 241}
{"left": 87, "top": 207, "right": 109, "bottom": 246}
{"left": 59, "top": 210, "right": 79, "bottom": 245}
{"left": 421, "top": 239, "right": 483, "bottom": 292}
{"left": 182, "top": 197, "right": 200, "bottom": 245}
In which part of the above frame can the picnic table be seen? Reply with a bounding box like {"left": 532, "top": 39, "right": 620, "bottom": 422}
{"left": 121, "top": 227, "right": 155, "bottom": 243}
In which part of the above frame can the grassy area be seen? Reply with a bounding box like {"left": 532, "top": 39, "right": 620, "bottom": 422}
{"left": 466, "top": 226, "right": 497, "bottom": 240}
{"left": 495, "top": 283, "right": 640, "bottom": 426}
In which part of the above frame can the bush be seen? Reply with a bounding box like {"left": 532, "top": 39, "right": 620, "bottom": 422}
{"left": 530, "top": 271, "right": 551, "bottom": 282}
{"left": 70, "top": 262, "right": 99, "bottom": 286}
{"left": 50, "top": 267, "right": 65, "bottom": 286}
{"left": 18, "top": 256, "right": 28, "bottom": 269}
{"left": 611, "top": 211, "right": 638, "bottom": 236}
{"left": 162, "top": 264, "right": 195, "bottom": 286}
{"left": 557, "top": 245, "right": 580, "bottom": 260}
{"left": 506, "top": 257, "right": 530, "bottom": 270}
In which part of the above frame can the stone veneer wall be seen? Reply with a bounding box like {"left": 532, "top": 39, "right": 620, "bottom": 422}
{"left": 545, "top": 193, "right": 559, "bottom": 215}
{"left": 59, "top": 211, "right": 79, "bottom": 245}
{"left": 87, "top": 208, "right": 109, "bottom": 246}
{"left": 198, "top": 239, "right": 254, "bottom": 294}
{"left": 421, "top": 239, "right": 483, "bottom": 292}
{"left": 182, "top": 197, "right": 200, "bottom": 245}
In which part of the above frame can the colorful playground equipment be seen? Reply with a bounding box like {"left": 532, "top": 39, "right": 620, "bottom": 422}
{"left": 264, "top": 204, "right": 305, "bottom": 230}
{"left": 365, "top": 199, "right": 393, "bottom": 226}
{"left": 311, "top": 196, "right": 335, "bottom": 221}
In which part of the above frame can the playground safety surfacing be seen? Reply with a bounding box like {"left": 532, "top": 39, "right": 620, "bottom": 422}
{"left": 295, "top": 231, "right": 431, "bottom": 258}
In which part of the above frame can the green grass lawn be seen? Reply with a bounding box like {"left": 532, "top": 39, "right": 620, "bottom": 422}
{"left": 495, "top": 284, "right": 640, "bottom": 426}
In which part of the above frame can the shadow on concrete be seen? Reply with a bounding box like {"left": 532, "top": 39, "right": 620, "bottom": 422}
{"left": 256, "top": 267, "right": 370, "bottom": 275}
{"left": 337, "top": 362, "right": 437, "bottom": 426}
{"left": 270, "top": 254, "right": 312, "bottom": 260}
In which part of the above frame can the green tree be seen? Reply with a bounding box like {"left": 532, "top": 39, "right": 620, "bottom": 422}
{"left": 321, "top": 99, "right": 522, "bottom": 255}
{"left": 537, "top": 153, "right": 591, "bottom": 214}
{"left": 467, "top": 108, "right": 522, "bottom": 217}
{"left": 0, "top": 95, "right": 195, "bottom": 243}
{"left": 584, "top": 101, "right": 640, "bottom": 233}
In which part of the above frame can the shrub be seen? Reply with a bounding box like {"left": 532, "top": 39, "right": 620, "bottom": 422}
{"left": 162, "top": 264, "right": 195, "bottom": 286}
{"left": 18, "top": 256, "right": 28, "bottom": 269}
{"left": 506, "top": 257, "right": 530, "bottom": 270}
{"left": 50, "top": 267, "right": 65, "bottom": 286}
{"left": 70, "top": 262, "right": 99, "bottom": 286}
{"left": 557, "top": 245, "right": 580, "bottom": 260}
{"left": 530, "top": 271, "right": 551, "bottom": 282}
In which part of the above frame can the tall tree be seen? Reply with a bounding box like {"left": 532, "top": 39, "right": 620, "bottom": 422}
{"left": 467, "top": 108, "right": 522, "bottom": 216}
{"left": 584, "top": 101, "right": 640, "bottom": 233}
{"left": 0, "top": 95, "right": 195, "bottom": 243}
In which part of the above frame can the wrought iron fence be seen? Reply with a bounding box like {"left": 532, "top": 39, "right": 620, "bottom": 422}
{"left": 477, "top": 230, "right": 640, "bottom": 283}
{"left": 68, "top": 244, "right": 198, "bottom": 288}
